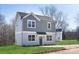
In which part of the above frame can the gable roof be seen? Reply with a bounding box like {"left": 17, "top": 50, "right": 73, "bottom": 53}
{"left": 17, "top": 12, "right": 28, "bottom": 19}
{"left": 17, "top": 12, "right": 56, "bottom": 22}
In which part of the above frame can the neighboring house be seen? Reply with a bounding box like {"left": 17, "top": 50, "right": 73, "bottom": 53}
{"left": 15, "top": 12, "right": 62, "bottom": 46}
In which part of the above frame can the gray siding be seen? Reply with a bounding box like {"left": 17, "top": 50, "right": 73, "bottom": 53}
{"left": 22, "top": 15, "right": 56, "bottom": 32}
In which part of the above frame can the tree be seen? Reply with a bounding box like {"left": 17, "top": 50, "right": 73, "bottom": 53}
{"left": 0, "top": 13, "right": 6, "bottom": 45}
{"left": 75, "top": 13, "right": 79, "bottom": 32}
{"left": 39, "top": 5, "right": 68, "bottom": 32}
{"left": 10, "top": 17, "right": 16, "bottom": 42}
{"left": 75, "top": 13, "right": 79, "bottom": 25}
{"left": 76, "top": 26, "right": 79, "bottom": 32}
{"left": 39, "top": 5, "right": 57, "bottom": 17}
{"left": 0, "top": 13, "right": 15, "bottom": 45}
{"left": 0, "top": 14, "right": 5, "bottom": 26}
{"left": 55, "top": 11, "right": 68, "bottom": 31}
{"left": 0, "top": 13, "right": 5, "bottom": 38}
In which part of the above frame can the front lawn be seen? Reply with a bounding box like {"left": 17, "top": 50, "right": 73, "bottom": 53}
{"left": 0, "top": 45, "right": 64, "bottom": 54}
{"left": 56, "top": 40, "right": 79, "bottom": 45}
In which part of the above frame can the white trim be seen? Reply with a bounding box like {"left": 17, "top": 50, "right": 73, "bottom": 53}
{"left": 31, "top": 13, "right": 40, "bottom": 21}
{"left": 46, "top": 32, "right": 55, "bottom": 35}
{"left": 47, "top": 35, "right": 52, "bottom": 41}
{"left": 47, "top": 22, "right": 51, "bottom": 30}
{"left": 16, "top": 31, "right": 55, "bottom": 34}
{"left": 22, "top": 13, "right": 31, "bottom": 19}
{"left": 22, "top": 12, "right": 40, "bottom": 21}
{"left": 15, "top": 31, "right": 36, "bottom": 34}
{"left": 27, "top": 20, "right": 36, "bottom": 28}
{"left": 23, "top": 31, "right": 36, "bottom": 33}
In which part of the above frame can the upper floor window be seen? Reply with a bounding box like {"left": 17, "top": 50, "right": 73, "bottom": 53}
{"left": 47, "top": 22, "right": 51, "bottom": 30}
{"left": 27, "top": 20, "right": 36, "bottom": 28}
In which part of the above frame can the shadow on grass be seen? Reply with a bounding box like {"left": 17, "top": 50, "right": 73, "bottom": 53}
{"left": 21, "top": 44, "right": 56, "bottom": 47}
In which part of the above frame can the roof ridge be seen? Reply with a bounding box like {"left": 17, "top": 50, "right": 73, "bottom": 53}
{"left": 17, "top": 11, "right": 52, "bottom": 18}
{"left": 17, "top": 12, "right": 56, "bottom": 22}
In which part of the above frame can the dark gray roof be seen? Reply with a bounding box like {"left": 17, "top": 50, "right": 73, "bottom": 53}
{"left": 17, "top": 12, "right": 54, "bottom": 21}
{"left": 37, "top": 32, "right": 46, "bottom": 34}
{"left": 36, "top": 15, "right": 53, "bottom": 20}
{"left": 56, "top": 29, "right": 62, "bottom": 32}
{"left": 17, "top": 12, "right": 28, "bottom": 19}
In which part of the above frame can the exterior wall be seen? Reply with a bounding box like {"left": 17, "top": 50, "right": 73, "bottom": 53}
{"left": 56, "top": 32, "right": 62, "bottom": 41}
{"left": 42, "top": 32, "right": 56, "bottom": 45}
{"left": 15, "top": 14, "right": 23, "bottom": 45}
{"left": 15, "top": 32, "right": 22, "bottom": 45}
{"left": 15, "top": 18, "right": 22, "bottom": 32}
{"left": 15, "top": 31, "right": 56, "bottom": 46}
{"left": 22, "top": 31, "right": 39, "bottom": 45}
{"left": 19, "top": 31, "right": 56, "bottom": 46}
{"left": 22, "top": 15, "right": 56, "bottom": 32}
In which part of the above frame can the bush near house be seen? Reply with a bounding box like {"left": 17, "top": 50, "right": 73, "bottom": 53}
{"left": 56, "top": 40, "right": 79, "bottom": 45}
{"left": 0, "top": 45, "right": 64, "bottom": 54}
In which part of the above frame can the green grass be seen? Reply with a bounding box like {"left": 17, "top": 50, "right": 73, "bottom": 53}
{"left": 0, "top": 45, "right": 64, "bottom": 54}
{"left": 56, "top": 40, "right": 79, "bottom": 45}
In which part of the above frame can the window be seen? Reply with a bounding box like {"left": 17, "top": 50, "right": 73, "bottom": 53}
{"left": 28, "top": 35, "right": 35, "bottom": 41}
{"left": 47, "top": 22, "right": 51, "bottom": 30}
{"left": 47, "top": 35, "right": 52, "bottom": 41}
{"left": 28, "top": 35, "right": 31, "bottom": 41}
{"left": 28, "top": 21, "right": 31, "bottom": 27}
{"left": 27, "top": 20, "right": 36, "bottom": 28}
{"left": 32, "top": 21, "right": 35, "bottom": 27}
{"left": 32, "top": 35, "right": 35, "bottom": 41}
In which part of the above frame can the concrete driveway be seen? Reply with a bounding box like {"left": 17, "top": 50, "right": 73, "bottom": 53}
{"left": 48, "top": 47, "right": 79, "bottom": 54}
{"left": 40, "top": 44, "right": 79, "bottom": 48}
{"left": 40, "top": 44, "right": 79, "bottom": 54}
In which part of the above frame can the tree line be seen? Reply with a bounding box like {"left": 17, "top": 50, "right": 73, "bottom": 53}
{"left": 0, "top": 14, "right": 15, "bottom": 45}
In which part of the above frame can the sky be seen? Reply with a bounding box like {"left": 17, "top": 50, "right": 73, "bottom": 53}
{"left": 0, "top": 4, "right": 79, "bottom": 30}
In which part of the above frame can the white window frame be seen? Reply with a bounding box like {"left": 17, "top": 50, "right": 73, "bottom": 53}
{"left": 47, "top": 35, "right": 52, "bottom": 41}
{"left": 47, "top": 22, "right": 51, "bottom": 30}
{"left": 27, "top": 20, "right": 36, "bottom": 28}
{"left": 28, "top": 35, "right": 35, "bottom": 41}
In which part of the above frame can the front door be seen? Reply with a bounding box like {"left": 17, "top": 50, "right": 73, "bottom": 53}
{"left": 39, "top": 36, "right": 42, "bottom": 45}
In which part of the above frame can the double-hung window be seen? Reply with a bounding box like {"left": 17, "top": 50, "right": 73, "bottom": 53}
{"left": 28, "top": 35, "right": 35, "bottom": 41}
{"left": 47, "top": 35, "right": 52, "bottom": 41}
{"left": 27, "top": 20, "right": 36, "bottom": 28}
{"left": 28, "top": 21, "right": 31, "bottom": 27}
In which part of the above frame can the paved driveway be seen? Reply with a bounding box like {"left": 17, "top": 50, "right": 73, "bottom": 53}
{"left": 48, "top": 48, "right": 79, "bottom": 54}
{"left": 40, "top": 44, "right": 79, "bottom": 48}
{"left": 40, "top": 44, "right": 79, "bottom": 54}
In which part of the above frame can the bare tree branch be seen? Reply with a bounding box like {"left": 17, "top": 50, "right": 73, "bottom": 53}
{"left": 39, "top": 5, "right": 68, "bottom": 31}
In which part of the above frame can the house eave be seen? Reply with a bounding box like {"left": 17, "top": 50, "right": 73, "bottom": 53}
{"left": 22, "top": 12, "right": 41, "bottom": 21}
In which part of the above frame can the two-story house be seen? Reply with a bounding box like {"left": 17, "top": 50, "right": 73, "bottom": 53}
{"left": 15, "top": 12, "right": 62, "bottom": 46}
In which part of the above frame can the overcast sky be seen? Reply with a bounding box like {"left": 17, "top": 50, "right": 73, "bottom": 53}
{"left": 0, "top": 4, "right": 79, "bottom": 30}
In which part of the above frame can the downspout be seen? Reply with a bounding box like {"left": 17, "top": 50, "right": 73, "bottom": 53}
{"left": 55, "top": 26, "right": 57, "bottom": 43}
{"left": 21, "top": 19, "right": 23, "bottom": 46}
{"left": 21, "top": 30, "right": 23, "bottom": 46}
